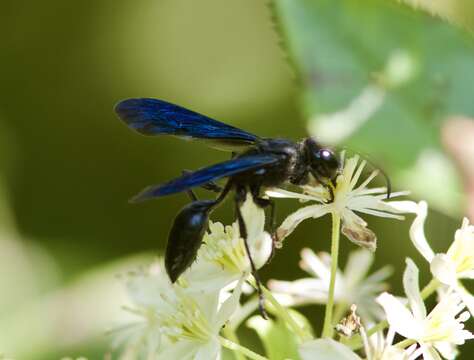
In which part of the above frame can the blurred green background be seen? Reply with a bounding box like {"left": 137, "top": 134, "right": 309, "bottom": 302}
{"left": 0, "top": 0, "right": 473, "bottom": 358}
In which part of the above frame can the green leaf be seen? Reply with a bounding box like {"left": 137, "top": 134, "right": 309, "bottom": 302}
{"left": 398, "top": 0, "right": 474, "bottom": 33}
{"left": 299, "top": 339, "right": 361, "bottom": 360}
{"left": 273, "top": 0, "right": 474, "bottom": 215}
{"left": 247, "top": 313, "right": 306, "bottom": 360}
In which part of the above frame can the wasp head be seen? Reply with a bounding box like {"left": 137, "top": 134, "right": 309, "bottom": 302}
{"left": 303, "top": 138, "right": 340, "bottom": 185}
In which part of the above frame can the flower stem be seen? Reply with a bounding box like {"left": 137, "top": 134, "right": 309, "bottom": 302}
{"left": 261, "top": 286, "right": 311, "bottom": 342}
{"left": 219, "top": 336, "right": 268, "bottom": 360}
{"left": 222, "top": 327, "right": 246, "bottom": 360}
{"left": 396, "top": 338, "right": 416, "bottom": 349}
{"left": 322, "top": 212, "right": 341, "bottom": 338}
{"left": 365, "top": 320, "right": 388, "bottom": 338}
{"left": 420, "top": 278, "right": 439, "bottom": 299}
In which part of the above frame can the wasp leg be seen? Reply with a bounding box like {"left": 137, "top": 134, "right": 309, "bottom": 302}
{"left": 311, "top": 172, "right": 335, "bottom": 203}
{"left": 181, "top": 170, "right": 223, "bottom": 201}
{"left": 235, "top": 187, "right": 268, "bottom": 319}
{"left": 327, "top": 184, "right": 335, "bottom": 203}
{"left": 181, "top": 169, "right": 198, "bottom": 201}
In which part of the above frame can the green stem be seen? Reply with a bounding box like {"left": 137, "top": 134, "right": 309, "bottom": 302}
{"left": 347, "top": 277, "right": 440, "bottom": 349}
{"left": 396, "top": 338, "right": 416, "bottom": 349}
{"left": 222, "top": 327, "right": 246, "bottom": 360}
{"left": 219, "top": 336, "right": 268, "bottom": 360}
{"left": 365, "top": 320, "right": 388, "bottom": 338}
{"left": 322, "top": 212, "right": 341, "bottom": 338}
{"left": 262, "top": 286, "right": 311, "bottom": 342}
{"left": 420, "top": 278, "right": 439, "bottom": 299}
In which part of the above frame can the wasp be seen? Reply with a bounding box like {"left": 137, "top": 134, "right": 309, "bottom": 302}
{"left": 115, "top": 98, "right": 340, "bottom": 317}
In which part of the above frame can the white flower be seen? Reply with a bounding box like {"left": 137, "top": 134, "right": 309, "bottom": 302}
{"left": 433, "top": 217, "right": 474, "bottom": 281}
{"left": 113, "top": 261, "right": 243, "bottom": 360}
{"left": 184, "top": 194, "right": 272, "bottom": 292}
{"left": 298, "top": 331, "right": 417, "bottom": 360}
{"left": 267, "top": 153, "right": 414, "bottom": 251}
{"left": 376, "top": 259, "right": 473, "bottom": 360}
{"left": 361, "top": 327, "right": 417, "bottom": 360}
{"left": 268, "top": 248, "right": 391, "bottom": 321}
{"left": 408, "top": 201, "right": 474, "bottom": 315}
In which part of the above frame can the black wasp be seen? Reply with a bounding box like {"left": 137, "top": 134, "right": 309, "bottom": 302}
{"left": 115, "top": 98, "right": 340, "bottom": 317}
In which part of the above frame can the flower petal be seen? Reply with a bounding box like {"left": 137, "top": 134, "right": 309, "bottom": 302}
{"left": 421, "top": 345, "right": 442, "bottom": 360}
{"left": 195, "top": 338, "right": 220, "bottom": 360}
{"left": 459, "top": 270, "right": 474, "bottom": 279}
{"left": 351, "top": 206, "right": 405, "bottom": 220}
{"left": 430, "top": 254, "right": 458, "bottom": 286}
{"left": 241, "top": 194, "right": 265, "bottom": 243}
{"left": 364, "top": 265, "right": 393, "bottom": 285}
{"left": 276, "top": 204, "right": 330, "bottom": 241}
{"left": 215, "top": 277, "right": 244, "bottom": 328}
{"left": 344, "top": 249, "right": 374, "bottom": 286}
{"left": 434, "top": 341, "right": 458, "bottom": 360}
{"left": 299, "top": 339, "right": 361, "bottom": 360}
{"left": 403, "top": 258, "right": 426, "bottom": 320}
{"left": 456, "top": 284, "right": 474, "bottom": 317}
{"left": 300, "top": 248, "right": 331, "bottom": 281}
{"left": 385, "top": 200, "right": 419, "bottom": 213}
{"left": 268, "top": 278, "right": 330, "bottom": 303}
{"left": 156, "top": 340, "right": 201, "bottom": 360}
{"left": 409, "top": 201, "right": 435, "bottom": 263}
{"left": 251, "top": 232, "right": 273, "bottom": 269}
{"left": 265, "top": 188, "right": 322, "bottom": 202}
{"left": 341, "top": 210, "right": 376, "bottom": 252}
{"left": 192, "top": 291, "right": 220, "bottom": 325}
{"left": 376, "top": 292, "right": 420, "bottom": 339}
{"left": 183, "top": 260, "right": 239, "bottom": 293}
{"left": 124, "top": 266, "right": 175, "bottom": 311}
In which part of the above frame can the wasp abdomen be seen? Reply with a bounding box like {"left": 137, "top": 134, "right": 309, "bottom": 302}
{"left": 165, "top": 200, "right": 215, "bottom": 283}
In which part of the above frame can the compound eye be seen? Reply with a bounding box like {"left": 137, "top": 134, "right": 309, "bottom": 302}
{"left": 316, "top": 149, "right": 339, "bottom": 179}
{"left": 318, "top": 149, "right": 333, "bottom": 161}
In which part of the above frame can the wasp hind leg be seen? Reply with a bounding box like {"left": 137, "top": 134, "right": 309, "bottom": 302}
{"left": 182, "top": 169, "right": 223, "bottom": 201}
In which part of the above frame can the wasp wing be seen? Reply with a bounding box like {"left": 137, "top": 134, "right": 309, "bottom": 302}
{"left": 130, "top": 154, "right": 280, "bottom": 202}
{"left": 115, "top": 98, "right": 260, "bottom": 150}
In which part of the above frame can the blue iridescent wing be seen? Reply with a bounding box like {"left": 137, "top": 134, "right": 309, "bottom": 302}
{"left": 115, "top": 98, "right": 260, "bottom": 149}
{"left": 130, "top": 154, "right": 280, "bottom": 202}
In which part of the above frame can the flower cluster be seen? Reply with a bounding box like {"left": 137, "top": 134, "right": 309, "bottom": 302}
{"left": 268, "top": 248, "right": 392, "bottom": 321}
{"left": 112, "top": 154, "right": 473, "bottom": 360}
{"left": 112, "top": 195, "right": 272, "bottom": 359}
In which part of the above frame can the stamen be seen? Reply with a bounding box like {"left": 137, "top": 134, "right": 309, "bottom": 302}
{"left": 354, "top": 208, "right": 405, "bottom": 220}
{"left": 354, "top": 170, "right": 379, "bottom": 193}
{"left": 344, "top": 155, "right": 360, "bottom": 182}
{"left": 350, "top": 160, "right": 367, "bottom": 190}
